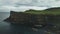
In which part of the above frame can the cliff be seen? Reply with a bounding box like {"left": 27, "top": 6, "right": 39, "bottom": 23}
{"left": 4, "top": 8, "right": 60, "bottom": 33}
{"left": 4, "top": 11, "right": 47, "bottom": 26}
{"left": 4, "top": 8, "right": 60, "bottom": 27}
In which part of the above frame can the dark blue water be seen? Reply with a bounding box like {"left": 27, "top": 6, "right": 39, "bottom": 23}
{"left": 0, "top": 12, "right": 56, "bottom": 34}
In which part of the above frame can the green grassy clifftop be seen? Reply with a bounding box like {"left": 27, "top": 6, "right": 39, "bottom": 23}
{"left": 24, "top": 7, "right": 60, "bottom": 15}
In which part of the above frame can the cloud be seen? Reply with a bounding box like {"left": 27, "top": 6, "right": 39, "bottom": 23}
{"left": 15, "top": 0, "right": 60, "bottom": 7}
{"left": 0, "top": 6, "right": 17, "bottom": 12}
{"left": 0, "top": 6, "right": 48, "bottom": 12}
{"left": 15, "top": 6, "right": 48, "bottom": 11}
{"left": 0, "top": 0, "right": 60, "bottom": 12}
{"left": 0, "top": 0, "right": 60, "bottom": 7}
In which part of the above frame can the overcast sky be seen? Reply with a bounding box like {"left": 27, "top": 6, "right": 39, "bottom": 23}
{"left": 0, "top": 0, "right": 60, "bottom": 12}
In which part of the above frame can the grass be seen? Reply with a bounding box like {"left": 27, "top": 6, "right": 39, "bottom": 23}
{"left": 23, "top": 9, "right": 60, "bottom": 15}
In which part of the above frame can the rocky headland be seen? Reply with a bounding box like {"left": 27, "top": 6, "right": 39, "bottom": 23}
{"left": 4, "top": 7, "right": 60, "bottom": 33}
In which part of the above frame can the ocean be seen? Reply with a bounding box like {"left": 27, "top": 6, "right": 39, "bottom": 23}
{"left": 0, "top": 12, "right": 55, "bottom": 34}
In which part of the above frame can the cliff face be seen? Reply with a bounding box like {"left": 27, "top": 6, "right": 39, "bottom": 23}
{"left": 5, "top": 11, "right": 47, "bottom": 26}
{"left": 47, "top": 15, "right": 60, "bottom": 24}
{"left": 4, "top": 10, "right": 60, "bottom": 27}
{"left": 4, "top": 8, "right": 60, "bottom": 33}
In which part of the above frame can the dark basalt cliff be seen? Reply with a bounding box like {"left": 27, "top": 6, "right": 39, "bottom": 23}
{"left": 4, "top": 8, "right": 60, "bottom": 33}
{"left": 4, "top": 9, "right": 60, "bottom": 26}
{"left": 4, "top": 11, "right": 47, "bottom": 26}
{"left": 4, "top": 8, "right": 60, "bottom": 28}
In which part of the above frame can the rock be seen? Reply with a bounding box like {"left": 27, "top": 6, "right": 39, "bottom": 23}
{"left": 32, "top": 25, "right": 46, "bottom": 29}
{"left": 32, "top": 28, "right": 38, "bottom": 32}
{"left": 34, "top": 25, "right": 43, "bottom": 27}
{"left": 44, "top": 30, "right": 52, "bottom": 34}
